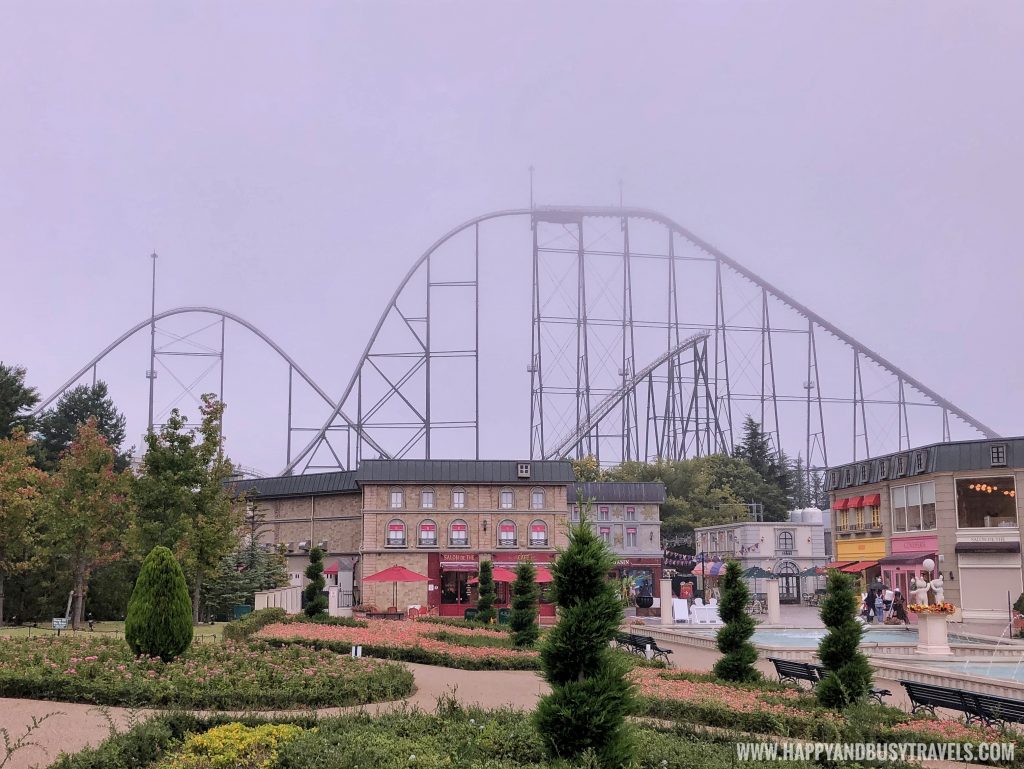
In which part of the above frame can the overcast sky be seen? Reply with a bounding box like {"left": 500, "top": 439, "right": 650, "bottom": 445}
{"left": 2, "top": 2, "right": 1022, "bottom": 474}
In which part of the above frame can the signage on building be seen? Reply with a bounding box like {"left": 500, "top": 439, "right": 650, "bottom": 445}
{"left": 959, "top": 534, "right": 1019, "bottom": 543}
{"left": 891, "top": 536, "right": 939, "bottom": 553}
{"left": 440, "top": 552, "right": 478, "bottom": 562}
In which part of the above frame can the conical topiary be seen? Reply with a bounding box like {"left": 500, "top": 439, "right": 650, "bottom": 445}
{"left": 125, "top": 546, "right": 193, "bottom": 662}
{"left": 476, "top": 559, "right": 496, "bottom": 623}
{"left": 712, "top": 560, "right": 760, "bottom": 682}
{"left": 304, "top": 547, "right": 328, "bottom": 618}
{"left": 510, "top": 561, "right": 539, "bottom": 647}
{"left": 534, "top": 510, "right": 633, "bottom": 768}
{"left": 816, "top": 569, "right": 873, "bottom": 708}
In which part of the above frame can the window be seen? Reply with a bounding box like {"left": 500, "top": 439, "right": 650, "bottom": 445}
{"left": 625, "top": 506, "right": 637, "bottom": 521}
{"left": 921, "top": 483, "right": 936, "bottom": 529}
{"left": 449, "top": 519, "right": 470, "bottom": 546}
{"left": 418, "top": 520, "right": 437, "bottom": 546}
{"left": 914, "top": 451, "right": 926, "bottom": 473}
{"left": 598, "top": 506, "right": 610, "bottom": 521}
{"left": 452, "top": 487, "right": 466, "bottom": 509}
{"left": 956, "top": 477, "right": 1018, "bottom": 529}
{"left": 389, "top": 488, "right": 404, "bottom": 509}
{"left": 906, "top": 484, "right": 922, "bottom": 531}
{"left": 570, "top": 504, "right": 579, "bottom": 521}
{"left": 626, "top": 527, "right": 637, "bottom": 547}
{"left": 837, "top": 510, "right": 848, "bottom": 531}
{"left": 777, "top": 531, "right": 794, "bottom": 553}
{"left": 878, "top": 459, "right": 889, "bottom": 480}
{"left": 896, "top": 455, "right": 907, "bottom": 476}
{"left": 870, "top": 505, "right": 881, "bottom": 529}
{"left": 531, "top": 488, "right": 545, "bottom": 510}
{"left": 892, "top": 486, "right": 907, "bottom": 532}
{"left": 386, "top": 519, "right": 406, "bottom": 547}
{"left": 891, "top": 482, "right": 936, "bottom": 532}
{"left": 991, "top": 444, "right": 1008, "bottom": 467}
{"left": 500, "top": 488, "right": 514, "bottom": 510}
{"left": 855, "top": 507, "right": 864, "bottom": 530}
{"left": 530, "top": 521, "right": 548, "bottom": 547}
{"left": 599, "top": 526, "right": 611, "bottom": 544}
{"left": 498, "top": 520, "right": 517, "bottom": 547}
{"left": 421, "top": 488, "right": 435, "bottom": 509}
{"left": 859, "top": 464, "right": 869, "bottom": 483}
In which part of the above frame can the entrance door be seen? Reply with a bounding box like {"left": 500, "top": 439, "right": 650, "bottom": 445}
{"left": 776, "top": 561, "right": 801, "bottom": 604}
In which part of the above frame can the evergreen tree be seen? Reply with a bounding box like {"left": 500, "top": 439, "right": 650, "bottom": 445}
{"left": 476, "top": 559, "right": 497, "bottom": 623}
{"left": 125, "top": 546, "right": 193, "bottom": 662}
{"left": 0, "top": 363, "right": 39, "bottom": 439}
{"left": 816, "top": 569, "right": 873, "bottom": 708}
{"left": 711, "top": 560, "right": 760, "bottom": 682}
{"left": 509, "top": 561, "right": 539, "bottom": 647}
{"left": 733, "top": 417, "right": 790, "bottom": 520}
{"left": 790, "top": 455, "right": 810, "bottom": 509}
{"left": 303, "top": 547, "right": 328, "bottom": 617}
{"left": 34, "top": 382, "right": 130, "bottom": 472}
{"left": 534, "top": 511, "right": 633, "bottom": 768}
{"left": 0, "top": 431, "right": 46, "bottom": 626}
{"left": 809, "top": 470, "right": 829, "bottom": 511}
{"left": 203, "top": 547, "right": 287, "bottom": 620}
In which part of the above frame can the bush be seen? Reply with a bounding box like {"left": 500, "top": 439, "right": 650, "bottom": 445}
{"left": 816, "top": 569, "right": 873, "bottom": 709}
{"left": 534, "top": 509, "right": 633, "bottom": 768}
{"left": 712, "top": 559, "right": 760, "bottom": 682}
{"left": 509, "top": 562, "right": 539, "bottom": 648}
{"left": 303, "top": 548, "right": 327, "bottom": 618}
{"left": 125, "top": 546, "right": 193, "bottom": 662}
{"left": 412, "top": 616, "right": 508, "bottom": 632}
{"left": 222, "top": 607, "right": 287, "bottom": 642}
{"left": 155, "top": 722, "right": 305, "bottom": 768}
{"left": 476, "top": 560, "right": 496, "bottom": 624}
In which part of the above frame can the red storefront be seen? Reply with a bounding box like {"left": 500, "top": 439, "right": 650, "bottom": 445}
{"left": 609, "top": 557, "right": 663, "bottom": 600}
{"left": 428, "top": 551, "right": 557, "bottom": 618}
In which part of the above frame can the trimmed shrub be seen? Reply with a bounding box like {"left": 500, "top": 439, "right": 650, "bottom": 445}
{"left": 222, "top": 607, "right": 287, "bottom": 642}
{"left": 816, "top": 569, "right": 874, "bottom": 708}
{"left": 534, "top": 510, "right": 633, "bottom": 768}
{"left": 509, "top": 562, "right": 539, "bottom": 648}
{"left": 303, "top": 547, "right": 327, "bottom": 618}
{"left": 125, "top": 546, "right": 193, "bottom": 662}
{"left": 712, "top": 559, "right": 760, "bottom": 682}
{"left": 476, "top": 560, "right": 496, "bottom": 624}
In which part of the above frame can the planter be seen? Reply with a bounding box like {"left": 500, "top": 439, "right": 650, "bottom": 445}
{"left": 915, "top": 612, "right": 952, "bottom": 656}
{"left": 635, "top": 595, "right": 654, "bottom": 609}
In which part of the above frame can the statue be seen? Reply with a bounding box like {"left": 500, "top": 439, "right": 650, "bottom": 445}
{"left": 910, "top": 577, "right": 930, "bottom": 606}
{"left": 928, "top": 574, "right": 944, "bottom": 605}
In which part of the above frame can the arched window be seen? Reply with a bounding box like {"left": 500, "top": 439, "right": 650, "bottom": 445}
{"left": 498, "top": 519, "right": 517, "bottom": 547}
{"left": 499, "top": 488, "right": 515, "bottom": 510}
{"left": 449, "top": 519, "right": 469, "bottom": 547}
{"left": 418, "top": 519, "right": 437, "bottom": 547}
{"left": 389, "top": 487, "right": 404, "bottom": 509}
{"left": 386, "top": 519, "right": 406, "bottom": 547}
{"left": 421, "top": 488, "right": 435, "bottom": 509}
{"left": 777, "top": 531, "right": 794, "bottom": 553}
{"left": 529, "top": 520, "right": 548, "bottom": 547}
{"left": 531, "top": 488, "right": 545, "bottom": 510}
{"left": 451, "top": 487, "right": 466, "bottom": 509}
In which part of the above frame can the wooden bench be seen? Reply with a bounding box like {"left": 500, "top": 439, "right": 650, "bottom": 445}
{"left": 365, "top": 611, "right": 405, "bottom": 620}
{"left": 900, "top": 681, "right": 1024, "bottom": 727}
{"left": 615, "top": 633, "right": 673, "bottom": 665}
{"left": 766, "top": 658, "right": 890, "bottom": 705}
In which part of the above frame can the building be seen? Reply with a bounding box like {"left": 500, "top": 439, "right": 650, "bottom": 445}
{"left": 695, "top": 510, "right": 827, "bottom": 603}
{"left": 827, "top": 437, "right": 1024, "bottom": 622}
{"left": 570, "top": 482, "right": 666, "bottom": 601}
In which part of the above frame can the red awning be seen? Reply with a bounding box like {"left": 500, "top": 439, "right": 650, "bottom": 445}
{"left": 840, "top": 561, "right": 878, "bottom": 573}
{"left": 832, "top": 498, "right": 849, "bottom": 510}
{"left": 863, "top": 493, "right": 881, "bottom": 506}
{"left": 323, "top": 561, "right": 340, "bottom": 575}
{"left": 535, "top": 567, "right": 554, "bottom": 584}
{"left": 848, "top": 496, "right": 864, "bottom": 508}
{"left": 821, "top": 561, "right": 853, "bottom": 570}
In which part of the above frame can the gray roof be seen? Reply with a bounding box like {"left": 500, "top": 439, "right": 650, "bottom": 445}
{"left": 569, "top": 482, "right": 666, "bottom": 504}
{"left": 826, "top": 436, "right": 1024, "bottom": 492}
{"left": 356, "top": 459, "right": 575, "bottom": 485}
{"left": 230, "top": 471, "right": 358, "bottom": 499}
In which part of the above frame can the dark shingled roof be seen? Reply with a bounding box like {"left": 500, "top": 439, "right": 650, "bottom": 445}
{"left": 357, "top": 459, "right": 575, "bottom": 485}
{"left": 230, "top": 471, "right": 358, "bottom": 500}
{"left": 569, "top": 482, "right": 666, "bottom": 504}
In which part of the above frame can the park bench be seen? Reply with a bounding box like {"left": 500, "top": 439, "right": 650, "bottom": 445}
{"left": 809, "top": 663, "right": 891, "bottom": 705}
{"left": 365, "top": 611, "right": 405, "bottom": 620}
{"left": 900, "top": 681, "right": 1024, "bottom": 727}
{"left": 614, "top": 632, "right": 674, "bottom": 665}
{"left": 767, "top": 658, "right": 890, "bottom": 705}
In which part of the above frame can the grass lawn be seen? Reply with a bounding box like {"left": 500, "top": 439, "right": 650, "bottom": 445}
{"left": 0, "top": 620, "right": 226, "bottom": 642}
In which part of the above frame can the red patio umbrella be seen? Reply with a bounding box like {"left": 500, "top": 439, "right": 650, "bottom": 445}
{"left": 361, "top": 565, "right": 430, "bottom": 610}
{"left": 468, "top": 567, "right": 519, "bottom": 584}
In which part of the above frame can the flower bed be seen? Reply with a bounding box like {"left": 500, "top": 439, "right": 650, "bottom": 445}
{"left": 258, "top": 620, "right": 541, "bottom": 670}
{"left": 909, "top": 602, "right": 957, "bottom": 614}
{"left": 0, "top": 635, "right": 413, "bottom": 709}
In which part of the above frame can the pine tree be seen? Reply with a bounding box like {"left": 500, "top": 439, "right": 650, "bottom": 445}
{"left": 816, "top": 569, "right": 873, "bottom": 708}
{"left": 34, "top": 382, "right": 130, "bottom": 472}
{"left": 303, "top": 547, "right": 327, "bottom": 618}
{"left": 534, "top": 511, "right": 633, "bottom": 768}
{"left": 0, "top": 363, "right": 39, "bottom": 439}
{"left": 790, "top": 455, "right": 810, "bottom": 509}
{"left": 125, "top": 546, "right": 193, "bottom": 662}
{"left": 476, "top": 559, "right": 497, "bottom": 623}
{"left": 509, "top": 561, "right": 539, "bottom": 647}
{"left": 712, "top": 560, "right": 760, "bottom": 682}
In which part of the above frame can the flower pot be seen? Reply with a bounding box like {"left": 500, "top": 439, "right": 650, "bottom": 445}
{"left": 635, "top": 595, "right": 654, "bottom": 609}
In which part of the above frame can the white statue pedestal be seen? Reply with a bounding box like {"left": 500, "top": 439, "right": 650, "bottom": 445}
{"left": 915, "top": 613, "right": 952, "bottom": 655}
{"left": 660, "top": 579, "right": 674, "bottom": 625}
{"left": 766, "top": 580, "right": 782, "bottom": 625}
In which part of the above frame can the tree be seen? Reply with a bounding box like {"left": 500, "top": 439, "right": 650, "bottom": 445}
{"left": 790, "top": 454, "right": 810, "bottom": 509}
{"left": 816, "top": 569, "right": 873, "bottom": 708}
{"left": 534, "top": 510, "right": 633, "bottom": 768}
{"left": 303, "top": 547, "right": 328, "bottom": 618}
{"left": 0, "top": 431, "right": 47, "bottom": 626}
{"left": 476, "top": 560, "right": 497, "bottom": 624}
{"left": 46, "top": 419, "right": 134, "bottom": 629}
{"left": 34, "top": 382, "right": 130, "bottom": 472}
{"left": 733, "top": 418, "right": 790, "bottom": 520}
{"left": 570, "top": 455, "right": 603, "bottom": 482}
{"left": 509, "top": 561, "right": 539, "bottom": 647}
{"left": 809, "top": 470, "right": 829, "bottom": 511}
{"left": 711, "top": 560, "right": 760, "bottom": 682}
{"left": 133, "top": 395, "right": 242, "bottom": 624}
{"left": 203, "top": 548, "right": 287, "bottom": 621}
{"left": 0, "top": 363, "right": 39, "bottom": 439}
{"left": 125, "top": 546, "right": 193, "bottom": 662}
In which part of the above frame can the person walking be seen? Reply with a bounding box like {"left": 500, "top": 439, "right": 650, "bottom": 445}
{"left": 873, "top": 588, "right": 885, "bottom": 624}
{"left": 862, "top": 588, "right": 875, "bottom": 623}
{"left": 891, "top": 589, "right": 909, "bottom": 624}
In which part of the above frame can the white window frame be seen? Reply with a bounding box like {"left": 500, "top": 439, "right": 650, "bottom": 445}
{"left": 386, "top": 519, "right": 406, "bottom": 547}
{"left": 451, "top": 487, "right": 466, "bottom": 509}
{"left": 625, "top": 506, "right": 637, "bottom": 521}
{"left": 625, "top": 527, "right": 637, "bottom": 548}
{"left": 389, "top": 488, "right": 404, "bottom": 509}
{"left": 500, "top": 488, "right": 515, "bottom": 510}
{"left": 498, "top": 519, "right": 517, "bottom": 547}
{"left": 418, "top": 519, "right": 437, "bottom": 547}
{"left": 449, "top": 519, "right": 469, "bottom": 547}
{"left": 420, "top": 488, "right": 435, "bottom": 509}
{"left": 598, "top": 505, "right": 610, "bottom": 521}
{"left": 531, "top": 488, "right": 545, "bottom": 510}
{"left": 529, "top": 520, "right": 548, "bottom": 547}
